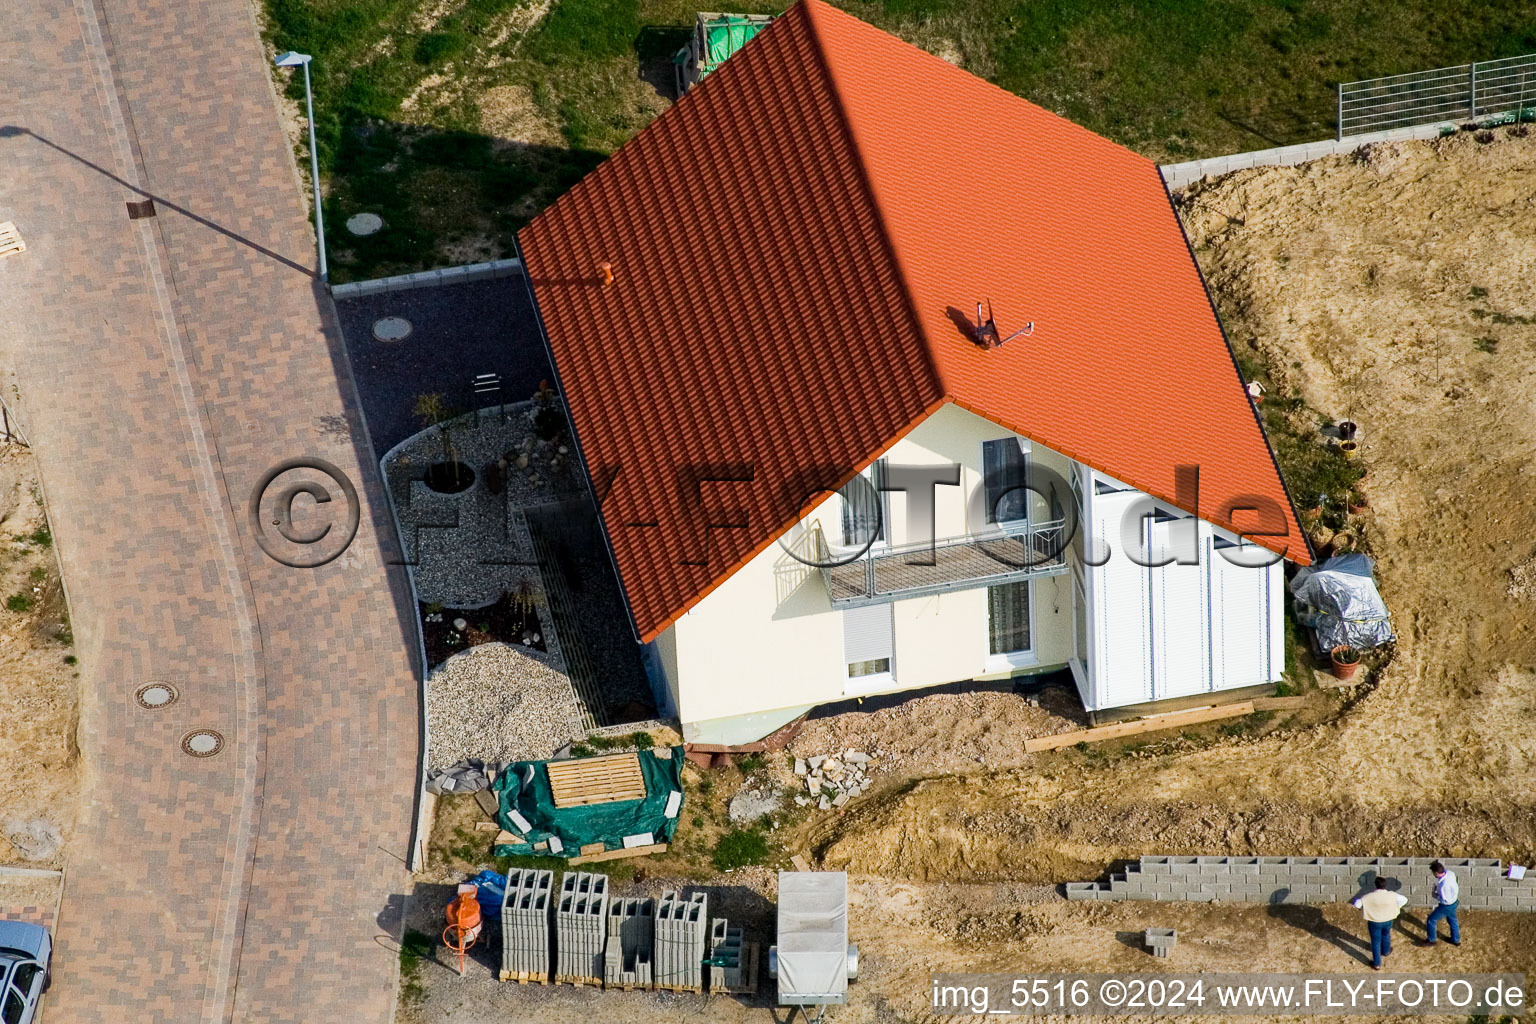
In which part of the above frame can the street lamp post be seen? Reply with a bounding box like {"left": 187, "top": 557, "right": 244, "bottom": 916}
{"left": 273, "top": 51, "right": 327, "bottom": 282}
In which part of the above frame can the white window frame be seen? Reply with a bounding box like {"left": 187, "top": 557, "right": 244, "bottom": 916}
{"left": 983, "top": 579, "right": 1037, "bottom": 672}
{"left": 836, "top": 459, "right": 890, "bottom": 552}
{"left": 843, "top": 603, "right": 895, "bottom": 696}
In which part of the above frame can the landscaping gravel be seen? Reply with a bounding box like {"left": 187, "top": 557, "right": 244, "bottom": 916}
{"left": 425, "top": 642, "right": 584, "bottom": 771}
{"left": 388, "top": 399, "right": 581, "bottom": 608}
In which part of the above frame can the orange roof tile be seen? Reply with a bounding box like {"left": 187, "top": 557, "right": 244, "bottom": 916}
{"left": 520, "top": 0, "right": 1307, "bottom": 644}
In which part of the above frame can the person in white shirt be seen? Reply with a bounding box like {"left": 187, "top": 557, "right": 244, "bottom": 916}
{"left": 1352, "top": 877, "right": 1408, "bottom": 969}
{"left": 1424, "top": 861, "right": 1461, "bottom": 946}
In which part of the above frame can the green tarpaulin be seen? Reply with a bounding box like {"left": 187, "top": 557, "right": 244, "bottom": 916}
{"left": 492, "top": 747, "right": 685, "bottom": 859}
{"left": 703, "top": 17, "right": 770, "bottom": 68}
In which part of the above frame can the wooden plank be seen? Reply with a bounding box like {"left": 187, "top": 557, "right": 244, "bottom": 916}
{"left": 1024, "top": 701, "right": 1255, "bottom": 753}
{"left": 473, "top": 820, "right": 500, "bottom": 832}
{"left": 790, "top": 854, "right": 811, "bottom": 873}
{"left": 1252, "top": 695, "right": 1307, "bottom": 711}
{"left": 494, "top": 830, "right": 522, "bottom": 845}
{"left": 569, "top": 842, "right": 668, "bottom": 866}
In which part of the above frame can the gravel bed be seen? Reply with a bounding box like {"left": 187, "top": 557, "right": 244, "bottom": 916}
{"left": 387, "top": 400, "right": 581, "bottom": 608}
{"left": 425, "top": 642, "right": 584, "bottom": 770}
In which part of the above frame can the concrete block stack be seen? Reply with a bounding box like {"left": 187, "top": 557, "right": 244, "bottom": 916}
{"left": 555, "top": 871, "right": 609, "bottom": 983}
{"left": 1065, "top": 856, "right": 1536, "bottom": 911}
{"left": 500, "top": 868, "right": 554, "bottom": 982}
{"left": 707, "top": 916, "right": 746, "bottom": 991}
{"left": 1143, "top": 928, "right": 1176, "bottom": 958}
{"left": 655, "top": 889, "right": 708, "bottom": 991}
{"left": 604, "top": 896, "right": 655, "bottom": 989}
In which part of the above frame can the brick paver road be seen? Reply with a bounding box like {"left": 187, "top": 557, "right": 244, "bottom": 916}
{"left": 0, "top": 1, "right": 420, "bottom": 1022}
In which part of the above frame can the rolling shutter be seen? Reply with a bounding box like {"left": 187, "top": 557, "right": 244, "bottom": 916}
{"left": 842, "top": 603, "right": 893, "bottom": 666}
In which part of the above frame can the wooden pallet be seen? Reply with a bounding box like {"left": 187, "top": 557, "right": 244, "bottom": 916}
{"left": 498, "top": 970, "right": 549, "bottom": 984}
{"left": 655, "top": 983, "right": 704, "bottom": 995}
{"left": 546, "top": 752, "right": 646, "bottom": 808}
{"left": 712, "top": 943, "right": 759, "bottom": 996}
{"left": 554, "top": 974, "right": 603, "bottom": 987}
{"left": 0, "top": 223, "right": 25, "bottom": 259}
{"left": 606, "top": 980, "right": 652, "bottom": 992}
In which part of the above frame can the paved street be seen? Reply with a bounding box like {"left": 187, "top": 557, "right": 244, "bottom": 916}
{"left": 0, "top": 1, "right": 420, "bottom": 1022}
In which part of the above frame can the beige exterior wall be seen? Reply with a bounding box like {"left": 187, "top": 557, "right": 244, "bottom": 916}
{"left": 658, "top": 402, "right": 1075, "bottom": 738}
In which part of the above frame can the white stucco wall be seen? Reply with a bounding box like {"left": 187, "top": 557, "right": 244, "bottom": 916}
{"left": 662, "top": 402, "right": 1077, "bottom": 740}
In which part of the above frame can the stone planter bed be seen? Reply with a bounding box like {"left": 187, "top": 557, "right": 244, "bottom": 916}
{"left": 421, "top": 589, "right": 547, "bottom": 671}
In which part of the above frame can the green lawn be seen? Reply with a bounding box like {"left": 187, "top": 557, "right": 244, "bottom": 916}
{"left": 262, "top": 0, "right": 1536, "bottom": 281}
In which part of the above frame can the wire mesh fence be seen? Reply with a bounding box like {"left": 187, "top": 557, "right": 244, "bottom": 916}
{"left": 1338, "top": 53, "right": 1536, "bottom": 139}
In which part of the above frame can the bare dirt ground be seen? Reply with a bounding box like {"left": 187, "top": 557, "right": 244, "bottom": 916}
{"left": 0, "top": 442, "right": 79, "bottom": 867}
{"left": 809, "top": 127, "right": 1536, "bottom": 882}
{"left": 401, "top": 130, "right": 1536, "bottom": 1022}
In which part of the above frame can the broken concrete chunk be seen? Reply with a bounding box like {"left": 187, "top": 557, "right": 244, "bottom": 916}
{"left": 832, "top": 792, "right": 849, "bottom": 808}
{"left": 817, "top": 796, "right": 831, "bottom": 810}
{"left": 794, "top": 758, "right": 807, "bottom": 776}
{"left": 808, "top": 755, "right": 826, "bottom": 770}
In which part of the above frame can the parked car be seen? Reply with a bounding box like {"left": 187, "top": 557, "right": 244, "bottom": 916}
{"left": 0, "top": 921, "right": 50, "bottom": 1024}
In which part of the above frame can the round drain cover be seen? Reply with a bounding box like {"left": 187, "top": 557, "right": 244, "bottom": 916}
{"left": 181, "top": 730, "right": 225, "bottom": 758}
{"left": 135, "top": 681, "right": 179, "bottom": 709}
{"left": 346, "top": 212, "right": 384, "bottom": 236}
{"left": 373, "top": 316, "right": 412, "bottom": 342}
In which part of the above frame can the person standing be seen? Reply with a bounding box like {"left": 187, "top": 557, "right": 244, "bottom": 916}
{"left": 1353, "top": 878, "right": 1408, "bottom": 969}
{"left": 1423, "top": 861, "right": 1461, "bottom": 946}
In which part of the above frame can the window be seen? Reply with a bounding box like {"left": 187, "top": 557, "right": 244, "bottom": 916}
{"left": 987, "top": 581, "right": 1031, "bottom": 656}
{"left": 843, "top": 603, "right": 894, "bottom": 691}
{"left": 982, "top": 438, "right": 1029, "bottom": 525}
{"left": 9, "top": 965, "right": 38, "bottom": 999}
{"left": 3, "top": 987, "right": 24, "bottom": 1024}
{"left": 839, "top": 459, "right": 886, "bottom": 547}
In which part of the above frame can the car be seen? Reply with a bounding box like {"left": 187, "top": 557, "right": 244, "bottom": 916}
{"left": 0, "top": 921, "right": 50, "bottom": 1024}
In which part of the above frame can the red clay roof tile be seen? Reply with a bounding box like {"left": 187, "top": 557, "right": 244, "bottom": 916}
{"left": 521, "top": 0, "right": 1306, "bottom": 643}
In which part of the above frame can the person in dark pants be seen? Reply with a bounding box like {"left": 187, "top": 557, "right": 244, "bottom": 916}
{"left": 1353, "top": 877, "right": 1407, "bottom": 970}
{"left": 1423, "top": 861, "right": 1461, "bottom": 946}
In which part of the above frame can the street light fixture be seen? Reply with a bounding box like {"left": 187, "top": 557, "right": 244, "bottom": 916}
{"left": 273, "top": 51, "right": 327, "bottom": 282}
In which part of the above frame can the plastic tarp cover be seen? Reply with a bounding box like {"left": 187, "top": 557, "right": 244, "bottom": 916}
{"left": 491, "top": 746, "right": 684, "bottom": 859}
{"left": 702, "top": 17, "right": 770, "bottom": 70}
{"left": 777, "top": 871, "right": 848, "bottom": 1005}
{"left": 1290, "top": 553, "right": 1394, "bottom": 651}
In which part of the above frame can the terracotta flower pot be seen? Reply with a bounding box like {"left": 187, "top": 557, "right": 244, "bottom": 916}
{"left": 1330, "top": 646, "right": 1361, "bottom": 680}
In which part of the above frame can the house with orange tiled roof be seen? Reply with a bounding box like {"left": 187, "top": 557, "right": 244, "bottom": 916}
{"left": 519, "top": 0, "right": 1309, "bottom": 744}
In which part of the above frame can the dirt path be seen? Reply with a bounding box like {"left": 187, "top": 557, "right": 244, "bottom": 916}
{"left": 793, "top": 128, "right": 1536, "bottom": 883}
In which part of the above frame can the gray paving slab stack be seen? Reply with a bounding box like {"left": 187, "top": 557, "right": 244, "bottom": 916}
{"left": 604, "top": 896, "right": 655, "bottom": 989}
{"left": 500, "top": 868, "right": 554, "bottom": 981}
{"left": 707, "top": 916, "right": 746, "bottom": 991}
{"left": 1066, "top": 856, "right": 1535, "bottom": 911}
{"left": 655, "top": 889, "right": 708, "bottom": 991}
{"left": 556, "top": 871, "right": 609, "bottom": 982}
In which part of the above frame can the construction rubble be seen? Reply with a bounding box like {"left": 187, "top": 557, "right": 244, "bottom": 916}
{"left": 793, "top": 750, "right": 877, "bottom": 810}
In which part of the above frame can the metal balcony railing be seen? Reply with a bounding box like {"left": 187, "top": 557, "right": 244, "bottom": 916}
{"left": 812, "top": 519, "right": 1069, "bottom": 607}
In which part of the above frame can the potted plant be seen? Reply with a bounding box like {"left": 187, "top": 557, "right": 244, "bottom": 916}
{"left": 1348, "top": 489, "right": 1369, "bottom": 515}
{"left": 1329, "top": 645, "right": 1361, "bottom": 680}
{"left": 1338, "top": 439, "right": 1359, "bottom": 460}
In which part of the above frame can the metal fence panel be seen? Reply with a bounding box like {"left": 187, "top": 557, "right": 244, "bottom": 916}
{"left": 1338, "top": 53, "right": 1536, "bottom": 139}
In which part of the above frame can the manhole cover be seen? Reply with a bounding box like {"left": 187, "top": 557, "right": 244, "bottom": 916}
{"left": 135, "top": 681, "right": 179, "bottom": 709}
{"left": 346, "top": 212, "right": 384, "bottom": 236}
{"left": 373, "top": 316, "right": 412, "bottom": 342}
{"left": 181, "top": 730, "right": 225, "bottom": 758}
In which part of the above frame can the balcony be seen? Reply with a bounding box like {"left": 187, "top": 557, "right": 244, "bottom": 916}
{"left": 810, "top": 520, "right": 1069, "bottom": 607}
